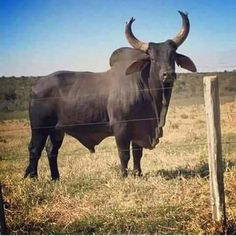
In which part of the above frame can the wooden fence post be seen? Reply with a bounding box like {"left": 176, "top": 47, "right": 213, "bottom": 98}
{"left": 203, "top": 76, "right": 226, "bottom": 227}
{"left": 0, "top": 182, "right": 9, "bottom": 235}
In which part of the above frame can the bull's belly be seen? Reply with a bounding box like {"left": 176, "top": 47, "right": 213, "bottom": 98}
{"left": 67, "top": 129, "right": 112, "bottom": 147}
{"left": 56, "top": 121, "right": 112, "bottom": 150}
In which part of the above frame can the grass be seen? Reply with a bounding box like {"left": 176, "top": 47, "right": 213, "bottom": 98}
{"left": 0, "top": 101, "right": 236, "bottom": 234}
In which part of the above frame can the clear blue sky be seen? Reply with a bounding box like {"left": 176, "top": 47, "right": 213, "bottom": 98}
{"left": 0, "top": 0, "right": 236, "bottom": 76}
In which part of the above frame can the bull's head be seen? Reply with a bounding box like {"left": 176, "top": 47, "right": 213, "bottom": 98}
{"left": 125, "top": 11, "right": 197, "bottom": 81}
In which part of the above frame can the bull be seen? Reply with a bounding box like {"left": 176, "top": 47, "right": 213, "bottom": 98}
{"left": 24, "top": 11, "right": 196, "bottom": 180}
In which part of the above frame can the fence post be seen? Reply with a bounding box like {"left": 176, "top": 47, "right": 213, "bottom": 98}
{"left": 203, "top": 76, "right": 226, "bottom": 227}
{"left": 0, "top": 182, "right": 9, "bottom": 235}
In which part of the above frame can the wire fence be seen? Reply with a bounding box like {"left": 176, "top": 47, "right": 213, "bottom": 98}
{"left": 0, "top": 80, "right": 235, "bottom": 157}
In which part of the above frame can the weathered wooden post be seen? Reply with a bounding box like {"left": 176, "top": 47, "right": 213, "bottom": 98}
{"left": 0, "top": 182, "right": 9, "bottom": 235}
{"left": 203, "top": 76, "right": 226, "bottom": 228}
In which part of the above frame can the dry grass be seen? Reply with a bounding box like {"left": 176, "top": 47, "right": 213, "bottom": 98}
{"left": 0, "top": 102, "right": 236, "bottom": 234}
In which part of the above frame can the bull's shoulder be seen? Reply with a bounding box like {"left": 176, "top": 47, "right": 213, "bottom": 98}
{"left": 109, "top": 47, "right": 148, "bottom": 67}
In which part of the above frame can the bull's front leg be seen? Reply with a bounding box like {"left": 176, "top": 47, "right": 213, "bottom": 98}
{"left": 132, "top": 142, "right": 143, "bottom": 176}
{"left": 113, "top": 124, "right": 131, "bottom": 177}
{"left": 116, "top": 139, "right": 130, "bottom": 177}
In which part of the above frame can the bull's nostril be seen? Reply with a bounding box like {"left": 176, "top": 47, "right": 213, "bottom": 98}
{"left": 163, "top": 72, "right": 168, "bottom": 78}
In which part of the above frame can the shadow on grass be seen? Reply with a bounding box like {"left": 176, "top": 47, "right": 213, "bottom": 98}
{"left": 144, "top": 160, "right": 236, "bottom": 180}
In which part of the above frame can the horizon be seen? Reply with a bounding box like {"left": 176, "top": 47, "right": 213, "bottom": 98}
{"left": 1, "top": 0, "right": 236, "bottom": 76}
{"left": 1, "top": 70, "right": 236, "bottom": 78}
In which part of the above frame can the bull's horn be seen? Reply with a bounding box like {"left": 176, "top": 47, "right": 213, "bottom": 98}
{"left": 172, "top": 11, "right": 190, "bottom": 47}
{"left": 125, "top": 17, "right": 149, "bottom": 52}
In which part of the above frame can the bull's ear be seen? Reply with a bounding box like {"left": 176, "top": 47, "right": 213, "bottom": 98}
{"left": 125, "top": 59, "right": 149, "bottom": 75}
{"left": 175, "top": 53, "right": 197, "bottom": 72}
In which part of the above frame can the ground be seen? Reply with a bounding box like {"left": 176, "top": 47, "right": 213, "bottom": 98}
{"left": 0, "top": 100, "right": 236, "bottom": 234}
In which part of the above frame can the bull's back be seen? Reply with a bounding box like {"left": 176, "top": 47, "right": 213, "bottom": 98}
{"left": 29, "top": 70, "right": 109, "bottom": 129}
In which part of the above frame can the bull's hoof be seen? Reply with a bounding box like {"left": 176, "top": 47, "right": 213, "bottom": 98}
{"left": 51, "top": 177, "right": 60, "bottom": 181}
{"left": 133, "top": 170, "right": 143, "bottom": 177}
{"left": 24, "top": 173, "right": 38, "bottom": 180}
{"left": 24, "top": 167, "right": 38, "bottom": 179}
{"left": 51, "top": 174, "right": 60, "bottom": 181}
{"left": 121, "top": 170, "right": 128, "bottom": 178}
{"left": 29, "top": 173, "right": 38, "bottom": 179}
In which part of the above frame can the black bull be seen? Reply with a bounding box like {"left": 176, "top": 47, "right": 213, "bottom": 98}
{"left": 25, "top": 11, "right": 196, "bottom": 179}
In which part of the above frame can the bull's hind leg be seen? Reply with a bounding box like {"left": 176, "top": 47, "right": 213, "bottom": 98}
{"left": 132, "top": 142, "right": 143, "bottom": 176}
{"left": 45, "top": 130, "right": 64, "bottom": 180}
{"left": 24, "top": 129, "right": 48, "bottom": 178}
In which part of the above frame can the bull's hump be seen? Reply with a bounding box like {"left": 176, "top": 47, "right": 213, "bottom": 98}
{"left": 109, "top": 47, "right": 149, "bottom": 67}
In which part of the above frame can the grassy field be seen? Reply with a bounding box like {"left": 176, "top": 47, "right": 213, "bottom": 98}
{"left": 0, "top": 94, "right": 236, "bottom": 234}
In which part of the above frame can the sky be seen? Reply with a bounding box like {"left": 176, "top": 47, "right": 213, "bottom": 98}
{"left": 0, "top": 0, "right": 236, "bottom": 76}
